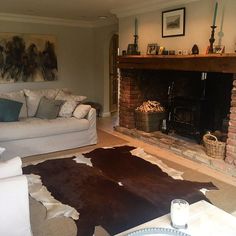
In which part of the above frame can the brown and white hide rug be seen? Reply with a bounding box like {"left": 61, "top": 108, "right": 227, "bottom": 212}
{"left": 23, "top": 145, "right": 217, "bottom": 236}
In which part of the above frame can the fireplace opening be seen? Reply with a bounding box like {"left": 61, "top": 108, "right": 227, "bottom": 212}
{"left": 134, "top": 71, "right": 233, "bottom": 142}
{"left": 117, "top": 55, "right": 236, "bottom": 166}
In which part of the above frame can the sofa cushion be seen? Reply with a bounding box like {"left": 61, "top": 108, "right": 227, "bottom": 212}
{"left": 0, "top": 91, "right": 27, "bottom": 118}
{"left": 56, "top": 90, "right": 87, "bottom": 118}
{"left": 35, "top": 97, "right": 64, "bottom": 119}
{"left": 0, "top": 98, "right": 23, "bottom": 122}
{"left": 73, "top": 104, "right": 91, "bottom": 119}
{"left": 0, "top": 117, "right": 90, "bottom": 142}
{"left": 24, "top": 88, "right": 59, "bottom": 117}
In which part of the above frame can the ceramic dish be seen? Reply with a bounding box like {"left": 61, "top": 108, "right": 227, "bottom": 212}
{"left": 127, "top": 227, "right": 190, "bottom": 236}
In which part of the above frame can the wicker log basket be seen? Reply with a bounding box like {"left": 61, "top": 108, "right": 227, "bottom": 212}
{"left": 203, "top": 133, "right": 226, "bottom": 159}
{"left": 135, "top": 111, "right": 166, "bottom": 132}
{"left": 135, "top": 101, "right": 166, "bottom": 132}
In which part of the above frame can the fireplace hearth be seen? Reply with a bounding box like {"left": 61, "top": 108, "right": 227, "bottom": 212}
{"left": 117, "top": 54, "right": 236, "bottom": 165}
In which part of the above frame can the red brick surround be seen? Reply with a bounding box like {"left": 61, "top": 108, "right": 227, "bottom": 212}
{"left": 226, "top": 75, "right": 236, "bottom": 165}
{"left": 119, "top": 70, "right": 143, "bottom": 129}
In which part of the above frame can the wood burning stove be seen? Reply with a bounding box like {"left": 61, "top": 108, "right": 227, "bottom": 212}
{"left": 165, "top": 77, "right": 206, "bottom": 141}
{"left": 166, "top": 72, "right": 232, "bottom": 142}
{"left": 167, "top": 96, "right": 205, "bottom": 141}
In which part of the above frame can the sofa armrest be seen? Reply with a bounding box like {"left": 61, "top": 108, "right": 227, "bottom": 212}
{"left": 0, "top": 175, "right": 32, "bottom": 236}
{"left": 86, "top": 108, "right": 97, "bottom": 131}
{"left": 86, "top": 107, "right": 96, "bottom": 122}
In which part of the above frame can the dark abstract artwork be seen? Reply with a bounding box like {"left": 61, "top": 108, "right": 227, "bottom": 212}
{"left": 0, "top": 33, "right": 57, "bottom": 83}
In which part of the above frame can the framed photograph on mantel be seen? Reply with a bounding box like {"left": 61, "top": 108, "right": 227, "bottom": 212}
{"left": 146, "top": 43, "right": 159, "bottom": 55}
{"left": 162, "top": 8, "right": 185, "bottom": 38}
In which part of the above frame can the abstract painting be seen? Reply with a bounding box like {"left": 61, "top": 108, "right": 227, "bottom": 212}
{"left": 0, "top": 33, "right": 57, "bottom": 83}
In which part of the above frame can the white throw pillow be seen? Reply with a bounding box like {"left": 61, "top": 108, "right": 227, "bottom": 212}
{"left": 0, "top": 91, "right": 27, "bottom": 118}
{"left": 73, "top": 104, "right": 91, "bottom": 119}
{"left": 0, "top": 157, "right": 22, "bottom": 179}
{"left": 24, "top": 88, "right": 59, "bottom": 117}
{"left": 56, "top": 90, "right": 87, "bottom": 118}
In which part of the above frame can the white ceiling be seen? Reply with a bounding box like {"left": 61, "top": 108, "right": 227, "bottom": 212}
{"left": 0, "top": 0, "right": 199, "bottom": 26}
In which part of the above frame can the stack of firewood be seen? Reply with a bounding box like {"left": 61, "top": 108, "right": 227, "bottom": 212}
{"left": 136, "top": 100, "right": 165, "bottom": 113}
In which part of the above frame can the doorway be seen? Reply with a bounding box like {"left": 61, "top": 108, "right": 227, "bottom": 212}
{"left": 109, "top": 34, "right": 119, "bottom": 113}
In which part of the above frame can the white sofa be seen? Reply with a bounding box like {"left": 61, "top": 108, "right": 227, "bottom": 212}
{"left": 0, "top": 153, "right": 32, "bottom": 236}
{"left": 0, "top": 89, "right": 97, "bottom": 160}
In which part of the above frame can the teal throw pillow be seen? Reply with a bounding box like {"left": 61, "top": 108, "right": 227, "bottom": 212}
{"left": 0, "top": 98, "right": 23, "bottom": 122}
{"left": 35, "top": 97, "right": 64, "bottom": 119}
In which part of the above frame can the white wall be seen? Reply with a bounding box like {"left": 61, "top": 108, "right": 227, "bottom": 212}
{"left": 119, "top": 0, "right": 236, "bottom": 54}
{"left": 93, "top": 24, "right": 118, "bottom": 116}
{"left": 0, "top": 20, "right": 118, "bottom": 112}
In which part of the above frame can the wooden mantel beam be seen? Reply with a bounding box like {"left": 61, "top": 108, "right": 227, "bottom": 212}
{"left": 117, "top": 54, "right": 236, "bottom": 73}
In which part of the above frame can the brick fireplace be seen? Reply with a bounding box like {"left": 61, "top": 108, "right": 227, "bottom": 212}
{"left": 117, "top": 54, "right": 236, "bottom": 165}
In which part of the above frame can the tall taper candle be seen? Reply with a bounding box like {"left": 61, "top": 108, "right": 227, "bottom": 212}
{"left": 135, "top": 17, "right": 138, "bottom": 35}
{"left": 212, "top": 1, "right": 218, "bottom": 26}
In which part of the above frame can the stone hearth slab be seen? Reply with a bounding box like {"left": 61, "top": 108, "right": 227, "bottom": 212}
{"left": 114, "top": 126, "right": 236, "bottom": 177}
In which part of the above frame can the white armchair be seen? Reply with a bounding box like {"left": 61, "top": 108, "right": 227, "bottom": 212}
{"left": 0, "top": 154, "right": 32, "bottom": 236}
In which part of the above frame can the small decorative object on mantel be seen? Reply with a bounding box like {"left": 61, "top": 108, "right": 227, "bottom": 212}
{"left": 177, "top": 50, "right": 183, "bottom": 55}
{"left": 127, "top": 17, "right": 140, "bottom": 55}
{"left": 182, "top": 50, "right": 189, "bottom": 55}
{"left": 158, "top": 46, "right": 165, "bottom": 55}
{"left": 191, "top": 44, "right": 199, "bottom": 54}
{"left": 162, "top": 50, "right": 169, "bottom": 55}
{"left": 208, "top": 1, "right": 218, "bottom": 53}
{"left": 127, "top": 44, "right": 138, "bottom": 55}
{"left": 214, "top": 45, "right": 225, "bottom": 54}
{"left": 146, "top": 44, "right": 159, "bottom": 55}
{"left": 168, "top": 50, "right": 175, "bottom": 55}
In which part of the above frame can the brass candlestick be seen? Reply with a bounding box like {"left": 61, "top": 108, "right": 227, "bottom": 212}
{"left": 208, "top": 25, "right": 217, "bottom": 54}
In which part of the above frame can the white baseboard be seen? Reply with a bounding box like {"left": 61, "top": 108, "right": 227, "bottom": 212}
{"left": 101, "top": 112, "right": 111, "bottom": 117}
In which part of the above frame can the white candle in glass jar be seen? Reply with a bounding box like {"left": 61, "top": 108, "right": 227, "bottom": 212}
{"left": 170, "top": 199, "right": 189, "bottom": 228}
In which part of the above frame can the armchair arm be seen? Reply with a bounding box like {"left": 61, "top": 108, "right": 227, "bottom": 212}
{"left": 0, "top": 175, "right": 32, "bottom": 236}
{"left": 0, "top": 156, "right": 22, "bottom": 179}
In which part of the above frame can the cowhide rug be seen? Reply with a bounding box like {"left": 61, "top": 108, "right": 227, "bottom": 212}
{"left": 23, "top": 145, "right": 217, "bottom": 236}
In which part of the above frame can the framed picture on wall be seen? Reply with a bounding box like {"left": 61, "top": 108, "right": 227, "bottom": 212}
{"left": 0, "top": 33, "right": 58, "bottom": 83}
{"left": 162, "top": 8, "right": 185, "bottom": 38}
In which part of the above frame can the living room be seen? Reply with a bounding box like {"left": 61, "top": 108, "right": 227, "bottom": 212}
{"left": 1, "top": 0, "right": 236, "bottom": 236}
